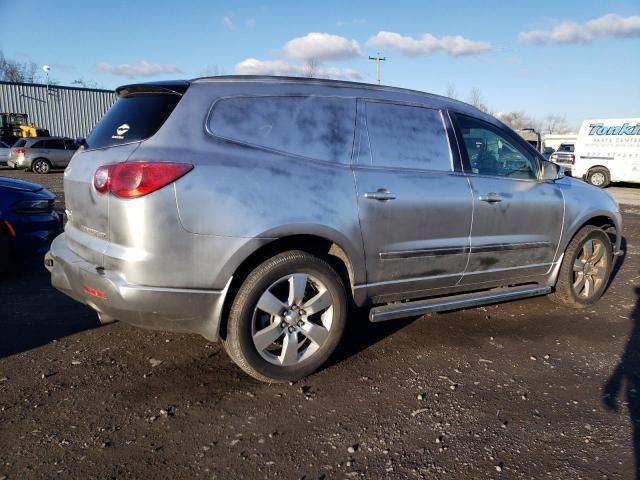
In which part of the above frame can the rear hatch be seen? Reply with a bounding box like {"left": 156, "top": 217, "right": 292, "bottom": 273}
{"left": 63, "top": 82, "right": 188, "bottom": 265}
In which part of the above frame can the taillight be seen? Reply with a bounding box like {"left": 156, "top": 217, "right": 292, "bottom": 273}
{"left": 14, "top": 147, "right": 25, "bottom": 154}
{"left": 93, "top": 162, "right": 193, "bottom": 198}
{"left": 571, "top": 154, "right": 575, "bottom": 165}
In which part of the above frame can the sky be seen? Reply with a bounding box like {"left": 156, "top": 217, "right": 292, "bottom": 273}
{"left": 1, "top": 0, "right": 639, "bottom": 130}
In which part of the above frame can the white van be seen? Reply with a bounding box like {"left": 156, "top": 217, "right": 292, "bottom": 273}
{"left": 572, "top": 118, "right": 640, "bottom": 187}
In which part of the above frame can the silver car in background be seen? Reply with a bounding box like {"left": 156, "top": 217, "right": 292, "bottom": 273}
{"left": 46, "top": 76, "right": 623, "bottom": 383}
{"left": 0, "top": 140, "right": 11, "bottom": 164}
{"left": 7, "top": 136, "right": 79, "bottom": 173}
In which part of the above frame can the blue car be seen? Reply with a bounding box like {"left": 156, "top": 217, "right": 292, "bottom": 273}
{"left": 0, "top": 176, "right": 62, "bottom": 270}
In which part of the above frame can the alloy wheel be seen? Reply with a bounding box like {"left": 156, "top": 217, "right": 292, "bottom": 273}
{"left": 251, "top": 273, "right": 334, "bottom": 366}
{"left": 33, "top": 160, "right": 50, "bottom": 174}
{"left": 572, "top": 238, "right": 608, "bottom": 299}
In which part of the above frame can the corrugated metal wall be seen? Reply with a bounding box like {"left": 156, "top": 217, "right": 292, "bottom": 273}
{"left": 0, "top": 81, "right": 116, "bottom": 138}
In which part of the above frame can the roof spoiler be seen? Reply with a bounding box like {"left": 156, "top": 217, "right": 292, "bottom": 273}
{"left": 116, "top": 81, "right": 190, "bottom": 97}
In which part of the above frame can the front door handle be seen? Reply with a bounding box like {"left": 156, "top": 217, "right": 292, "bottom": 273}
{"left": 479, "top": 193, "right": 503, "bottom": 203}
{"left": 364, "top": 188, "right": 396, "bottom": 201}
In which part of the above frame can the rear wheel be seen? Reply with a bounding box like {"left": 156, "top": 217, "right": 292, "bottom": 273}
{"left": 32, "top": 158, "right": 51, "bottom": 174}
{"left": 549, "top": 225, "right": 612, "bottom": 308}
{"left": 586, "top": 167, "right": 610, "bottom": 188}
{"left": 223, "top": 250, "right": 348, "bottom": 383}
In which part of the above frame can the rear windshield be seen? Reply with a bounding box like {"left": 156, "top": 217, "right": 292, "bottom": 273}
{"left": 86, "top": 93, "right": 182, "bottom": 149}
{"left": 13, "top": 139, "right": 26, "bottom": 148}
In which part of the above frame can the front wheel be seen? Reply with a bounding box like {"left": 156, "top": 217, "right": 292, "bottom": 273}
{"left": 549, "top": 225, "right": 613, "bottom": 308}
{"left": 223, "top": 250, "right": 348, "bottom": 383}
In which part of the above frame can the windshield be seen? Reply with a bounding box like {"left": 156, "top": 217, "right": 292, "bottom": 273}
{"left": 86, "top": 92, "right": 183, "bottom": 150}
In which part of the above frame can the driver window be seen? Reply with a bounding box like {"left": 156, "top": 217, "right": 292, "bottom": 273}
{"left": 457, "top": 115, "right": 538, "bottom": 180}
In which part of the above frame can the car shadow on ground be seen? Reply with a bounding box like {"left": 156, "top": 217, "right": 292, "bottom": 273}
{"left": 603, "top": 285, "right": 640, "bottom": 478}
{"left": 0, "top": 256, "right": 98, "bottom": 358}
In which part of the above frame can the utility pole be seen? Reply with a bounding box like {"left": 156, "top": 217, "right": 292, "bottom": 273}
{"left": 368, "top": 52, "right": 386, "bottom": 85}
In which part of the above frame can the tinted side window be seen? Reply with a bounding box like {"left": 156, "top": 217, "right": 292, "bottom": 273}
{"left": 456, "top": 115, "right": 538, "bottom": 180}
{"left": 87, "top": 93, "right": 182, "bottom": 150}
{"left": 364, "top": 102, "right": 451, "bottom": 171}
{"left": 64, "top": 139, "right": 79, "bottom": 150}
{"left": 209, "top": 96, "right": 356, "bottom": 163}
{"left": 30, "top": 140, "right": 45, "bottom": 149}
{"left": 47, "top": 139, "right": 66, "bottom": 149}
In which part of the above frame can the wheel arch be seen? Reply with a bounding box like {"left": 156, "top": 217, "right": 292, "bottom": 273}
{"left": 218, "top": 232, "right": 366, "bottom": 340}
{"left": 549, "top": 212, "right": 621, "bottom": 287}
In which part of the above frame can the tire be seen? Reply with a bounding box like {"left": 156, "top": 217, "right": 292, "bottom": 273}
{"left": 586, "top": 167, "right": 610, "bottom": 188}
{"left": 32, "top": 158, "right": 51, "bottom": 174}
{"left": 223, "top": 250, "right": 348, "bottom": 383}
{"left": 549, "top": 225, "right": 613, "bottom": 308}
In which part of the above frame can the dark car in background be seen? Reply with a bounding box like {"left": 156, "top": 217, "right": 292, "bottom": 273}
{"left": 0, "top": 176, "right": 62, "bottom": 270}
{"left": 7, "top": 137, "right": 79, "bottom": 174}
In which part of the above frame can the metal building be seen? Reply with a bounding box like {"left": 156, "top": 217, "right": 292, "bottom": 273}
{"left": 0, "top": 81, "right": 116, "bottom": 139}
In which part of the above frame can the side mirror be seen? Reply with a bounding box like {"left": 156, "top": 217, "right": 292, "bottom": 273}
{"left": 541, "top": 160, "right": 564, "bottom": 181}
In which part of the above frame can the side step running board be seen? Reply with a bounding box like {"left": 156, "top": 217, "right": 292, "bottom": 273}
{"left": 369, "top": 285, "right": 552, "bottom": 323}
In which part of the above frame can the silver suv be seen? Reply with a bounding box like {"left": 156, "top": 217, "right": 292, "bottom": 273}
{"left": 45, "top": 77, "right": 623, "bottom": 382}
{"left": 8, "top": 136, "right": 79, "bottom": 173}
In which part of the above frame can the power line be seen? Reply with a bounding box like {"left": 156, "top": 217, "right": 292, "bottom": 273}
{"left": 368, "top": 52, "right": 386, "bottom": 85}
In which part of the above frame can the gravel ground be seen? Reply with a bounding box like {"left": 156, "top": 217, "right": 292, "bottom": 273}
{"left": 1, "top": 169, "right": 639, "bottom": 479}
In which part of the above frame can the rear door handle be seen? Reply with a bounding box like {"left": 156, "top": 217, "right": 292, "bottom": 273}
{"left": 364, "top": 188, "right": 396, "bottom": 201}
{"left": 479, "top": 193, "right": 503, "bottom": 203}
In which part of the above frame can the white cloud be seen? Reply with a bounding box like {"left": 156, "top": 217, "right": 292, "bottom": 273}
{"left": 96, "top": 61, "right": 183, "bottom": 78}
{"left": 336, "top": 18, "right": 367, "bottom": 27}
{"left": 234, "top": 58, "right": 361, "bottom": 80}
{"left": 520, "top": 13, "right": 640, "bottom": 44}
{"left": 223, "top": 15, "right": 235, "bottom": 31}
{"left": 283, "top": 32, "right": 361, "bottom": 61}
{"left": 245, "top": 18, "right": 256, "bottom": 28}
{"left": 366, "top": 31, "right": 491, "bottom": 56}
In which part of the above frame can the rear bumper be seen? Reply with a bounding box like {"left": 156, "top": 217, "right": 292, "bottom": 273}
{"left": 45, "top": 234, "right": 229, "bottom": 341}
{"left": 7, "top": 156, "right": 29, "bottom": 169}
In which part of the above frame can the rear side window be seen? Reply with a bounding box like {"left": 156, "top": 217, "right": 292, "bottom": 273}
{"left": 209, "top": 96, "right": 356, "bottom": 163}
{"left": 30, "top": 140, "right": 44, "bottom": 149}
{"left": 46, "top": 139, "right": 66, "bottom": 149}
{"left": 364, "top": 102, "right": 452, "bottom": 171}
{"left": 86, "top": 93, "right": 182, "bottom": 149}
{"left": 64, "top": 139, "right": 79, "bottom": 150}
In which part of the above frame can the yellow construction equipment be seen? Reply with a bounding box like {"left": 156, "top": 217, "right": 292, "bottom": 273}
{"left": 0, "top": 113, "right": 50, "bottom": 144}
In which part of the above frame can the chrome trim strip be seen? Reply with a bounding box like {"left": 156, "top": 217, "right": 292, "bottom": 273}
{"left": 380, "top": 241, "right": 552, "bottom": 260}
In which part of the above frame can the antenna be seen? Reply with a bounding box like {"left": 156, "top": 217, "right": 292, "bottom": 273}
{"left": 368, "top": 52, "right": 386, "bottom": 85}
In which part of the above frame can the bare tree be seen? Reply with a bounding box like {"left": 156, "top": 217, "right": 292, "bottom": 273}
{"left": 542, "top": 114, "right": 571, "bottom": 134}
{"left": 71, "top": 78, "right": 102, "bottom": 89}
{"left": 445, "top": 82, "right": 458, "bottom": 99}
{"left": 303, "top": 58, "right": 318, "bottom": 78}
{"left": 0, "top": 50, "right": 42, "bottom": 83}
{"left": 497, "top": 110, "right": 535, "bottom": 130}
{"left": 467, "top": 86, "right": 491, "bottom": 113}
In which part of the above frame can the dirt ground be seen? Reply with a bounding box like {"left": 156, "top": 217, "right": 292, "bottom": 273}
{"left": 1, "top": 168, "right": 639, "bottom": 479}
